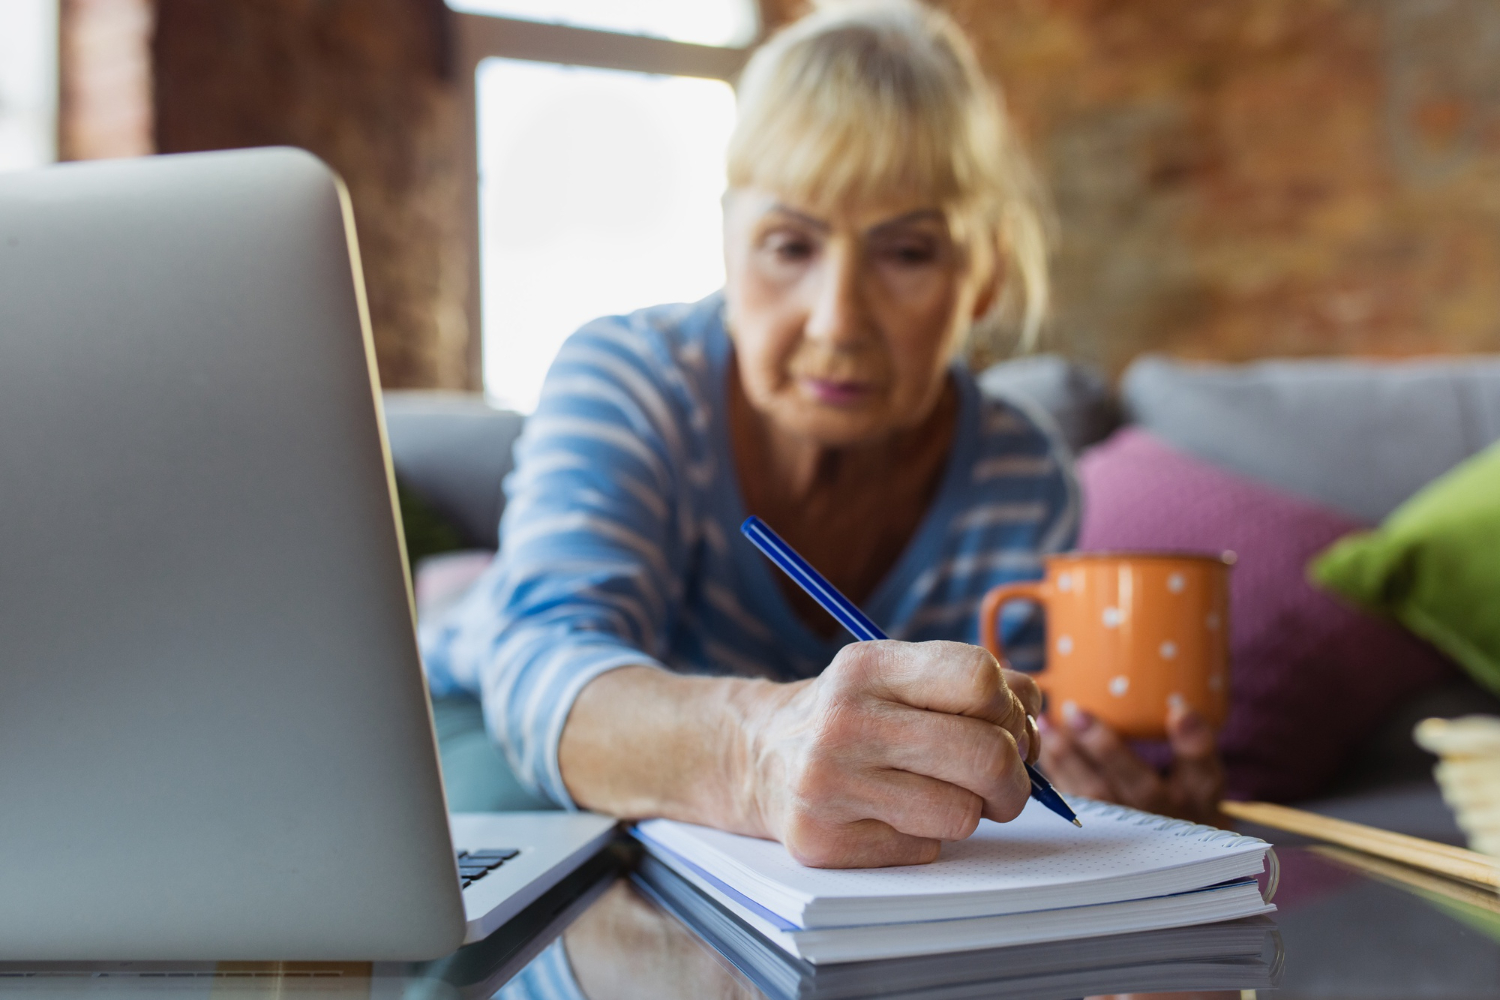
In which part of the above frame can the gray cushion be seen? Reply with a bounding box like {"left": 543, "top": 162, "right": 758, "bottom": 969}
{"left": 1122, "top": 354, "right": 1500, "bottom": 524}
{"left": 382, "top": 391, "right": 523, "bottom": 550}
{"left": 977, "top": 354, "right": 1121, "bottom": 454}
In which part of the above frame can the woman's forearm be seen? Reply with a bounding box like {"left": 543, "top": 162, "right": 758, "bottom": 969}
{"left": 557, "top": 643, "right": 1038, "bottom": 868}
{"left": 557, "top": 665, "right": 788, "bottom": 834}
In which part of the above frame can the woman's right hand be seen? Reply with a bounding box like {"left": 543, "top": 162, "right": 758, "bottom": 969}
{"left": 737, "top": 639, "right": 1039, "bottom": 868}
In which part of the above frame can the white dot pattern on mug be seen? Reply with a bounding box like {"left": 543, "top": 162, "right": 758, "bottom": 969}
{"left": 1056, "top": 635, "right": 1074, "bottom": 655}
{"left": 1206, "top": 613, "right": 1221, "bottom": 630}
{"left": 1109, "top": 675, "right": 1130, "bottom": 697}
{"left": 1057, "top": 572, "right": 1073, "bottom": 592}
{"left": 1209, "top": 675, "right": 1224, "bottom": 692}
{"left": 1159, "top": 641, "right": 1178, "bottom": 659}
{"left": 1167, "top": 573, "right": 1186, "bottom": 593}
{"left": 1102, "top": 607, "right": 1123, "bottom": 628}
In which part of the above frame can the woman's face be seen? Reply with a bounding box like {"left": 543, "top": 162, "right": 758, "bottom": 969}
{"left": 723, "top": 189, "right": 993, "bottom": 448}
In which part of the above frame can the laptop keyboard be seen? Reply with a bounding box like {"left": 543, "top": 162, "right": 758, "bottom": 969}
{"left": 456, "top": 848, "right": 520, "bottom": 889}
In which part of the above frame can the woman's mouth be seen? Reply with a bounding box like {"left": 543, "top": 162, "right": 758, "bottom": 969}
{"left": 800, "top": 377, "right": 875, "bottom": 406}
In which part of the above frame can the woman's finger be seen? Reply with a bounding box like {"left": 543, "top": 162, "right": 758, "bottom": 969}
{"left": 1166, "top": 696, "right": 1216, "bottom": 761}
{"left": 1166, "top": 698, "right": 1226, "bottom": 821}
{"left": 870, "top": 706, "right": 1031, "bottom": 817}
{"left": 855, "top": 641, "right": 1032, "bottom": 755}
{"left": 1035, "top": 716, "right": 1114, "bottom": 800}
{"left": 834, "top": 766, "right": 994, "bottom": 841}
{"left": 1001, "top": 668, "right": 1043, "bottom": 719}
{"left": 1060, "top": 703, "right": 1165, "bottom": 809}
{"left": 781, "top": 813, "right": 944, "bottom": 869}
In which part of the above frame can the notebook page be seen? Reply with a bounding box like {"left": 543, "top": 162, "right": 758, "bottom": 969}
{"left": 635, "top": 797, "right": 1269, "bottom": 928}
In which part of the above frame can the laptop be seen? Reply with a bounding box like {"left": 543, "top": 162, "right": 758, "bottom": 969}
{"left": 0, "top": 148, "right": 616, "bottom": 960}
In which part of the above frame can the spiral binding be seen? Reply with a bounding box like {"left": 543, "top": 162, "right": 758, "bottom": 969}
{"left": 1066, "top": 795, "right": 1266, "bottom": 847}
{"left": 1066, "top": 797, "right": 1280, "bottom": 903}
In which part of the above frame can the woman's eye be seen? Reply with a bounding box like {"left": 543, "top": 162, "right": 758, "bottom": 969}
{"left": 882, "top": 241, "right": 938, "bottom": 265}
{"left": 766, "top": 234, "right": 816, "bottom": 262}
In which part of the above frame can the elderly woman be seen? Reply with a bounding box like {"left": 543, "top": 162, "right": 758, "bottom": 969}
{"left": 424, "top": 0, "right": 1221, "bottom": 869}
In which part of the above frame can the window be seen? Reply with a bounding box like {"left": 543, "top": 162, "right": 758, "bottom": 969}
{"left": 450, "top": 0, "right": 757, "bottom": 48}
{"left": 0, "top": 0, "right": 58, "bottom": 172}
{"left": 477, "top": 60, "right": 736, "bottom": 411}
{"left": 450, "top": 0, "right": 755, "bottom": 409}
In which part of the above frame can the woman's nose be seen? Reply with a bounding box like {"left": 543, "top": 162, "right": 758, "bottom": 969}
{"left": 804, "top": 244, "right": 866, "bottom": 349}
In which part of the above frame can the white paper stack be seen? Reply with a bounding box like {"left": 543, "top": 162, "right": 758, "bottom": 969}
{"left": 634, "top": 854, "right": 1282, "bottom": 1000}
{"left": 634, "top": 797, "right": 1275, "bottom": 964}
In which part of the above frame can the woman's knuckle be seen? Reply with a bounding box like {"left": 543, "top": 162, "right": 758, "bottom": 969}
{"left": 977, "top": 730, "right": 1016, "bottom": 778}
{"left": 1007, "top": 671, "right": 1041, "bottom": 710}
{"left": 787, "top": 758, "right": 817, "bottom": 799}
{"left": 782, "top": 818, "right": 833, "bottom": 867}
{"left": 1078, "top": 726, "right": 1118, "bottom": 755}
{"left": 987, "top": 782, "right": 1028, "bottom": 822}
{"left": 813, "top": 702, "right": 859, "bottom": 748}
{"left": 822, "top": 650, "right": 855, "bottom": 688}
{"left": 953, "top": 648, "right": 996, "bottom": 700}
{"left": 942, "top": 793, "right": 983, "bottom": 838}
{"left": 828, "top": 646, "right": 882, "bottom": 695}
{"left": 790, "top": 822, "right": 867, "bottom": 869}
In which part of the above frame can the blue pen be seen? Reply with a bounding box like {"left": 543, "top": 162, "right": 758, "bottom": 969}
{"left": 741, "top": 515, "right": 1081, "bottom": 828}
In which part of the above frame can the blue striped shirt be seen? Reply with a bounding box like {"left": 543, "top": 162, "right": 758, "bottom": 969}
{"left": 420, "top": 294, "right": 1078, "bottom": 807}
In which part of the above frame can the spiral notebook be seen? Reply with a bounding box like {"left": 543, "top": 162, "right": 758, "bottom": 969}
{"left": 633, "top": 797, "right": 1275, "bottom": 964}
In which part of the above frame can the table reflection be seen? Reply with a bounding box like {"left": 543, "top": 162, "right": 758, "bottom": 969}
{"left": 5, "top": 847, "right": 1500, "bottom": 1000}
{"left": 561, "top": 879, "right": 760, "bottom": 1000}
{"left": 497, "top": 867, "right": 1282, "bottom": 1000}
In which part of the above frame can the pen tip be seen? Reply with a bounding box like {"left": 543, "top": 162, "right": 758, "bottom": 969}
{"left": 1072, "top": 819, "right": 1083, "bottom": 828}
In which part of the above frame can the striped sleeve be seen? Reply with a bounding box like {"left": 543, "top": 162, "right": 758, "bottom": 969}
{"left": 978, "top": 393, "right": 1080, "bottom": 670}
{"left": 420, "top": 317, "right": 691, "bottom": 807}
{"left": 889, "top": 389, "right": 1079, "bottom": 668}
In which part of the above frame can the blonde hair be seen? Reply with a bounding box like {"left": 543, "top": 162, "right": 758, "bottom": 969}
{"left": 727, "top": 0, "right": 1052, "bottom": 355}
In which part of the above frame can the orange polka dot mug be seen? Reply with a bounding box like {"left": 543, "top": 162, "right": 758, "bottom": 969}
{"left": 979, "top": 552, "right": 1234, "bottom": 740}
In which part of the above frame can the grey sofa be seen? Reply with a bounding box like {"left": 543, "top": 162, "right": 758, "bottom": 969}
{"left": 385, "top": 352, "right": 1500, "bottom": 842}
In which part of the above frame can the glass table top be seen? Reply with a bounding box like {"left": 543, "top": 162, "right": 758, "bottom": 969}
{"left": 3, "top": 842, "right": 1498, "bottom": 1000}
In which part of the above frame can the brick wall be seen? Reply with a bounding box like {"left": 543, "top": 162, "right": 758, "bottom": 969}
{"left": 67, "top": 0, "right": 1500, "bottom": 385}
{"left": 152, "top": 0, "right": 472, "bottom": 389}
{"left": 763, "top": 0, "right": 1500, "bottom": 374}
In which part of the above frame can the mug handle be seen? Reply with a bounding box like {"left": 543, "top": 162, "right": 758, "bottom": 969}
{"left": 979, "top": 581, "right": 1050, "bottom": 680}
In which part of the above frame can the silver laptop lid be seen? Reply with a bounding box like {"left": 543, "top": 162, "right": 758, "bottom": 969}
{"left": 0, "top": 148, "right": 466, "bottom": 959}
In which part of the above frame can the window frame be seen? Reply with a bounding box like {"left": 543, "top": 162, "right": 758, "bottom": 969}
{"left": 454, "top": 10, "right": 755, "bottom": 388}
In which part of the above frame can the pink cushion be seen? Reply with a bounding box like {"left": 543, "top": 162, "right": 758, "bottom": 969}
{"left": 1076, "top": 428, "right": 1453, "bottom": 801}
{"left": 414, "top": 549, "right": 496, "bottom": 623}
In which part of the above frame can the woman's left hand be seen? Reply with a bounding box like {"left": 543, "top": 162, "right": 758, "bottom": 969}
{"left": 1037, "top": 697, "right": 1228, "bottom": 827}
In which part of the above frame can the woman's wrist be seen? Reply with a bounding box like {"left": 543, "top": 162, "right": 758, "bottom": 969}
{"left": 558, "top": 666, "right": 796, "bottom": 832}
{"left": 718, "top": 676, "right": 800, "bottom": 839}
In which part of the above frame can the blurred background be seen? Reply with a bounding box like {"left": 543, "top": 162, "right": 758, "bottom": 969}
{"left": 4, "top": 0, "right": 1500, "bottom": 411}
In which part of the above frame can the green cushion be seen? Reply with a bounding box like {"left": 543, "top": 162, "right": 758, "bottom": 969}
{"left": 1311, "top": 440, "right": 1500, "bottom": 695}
